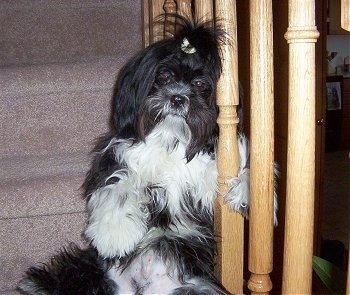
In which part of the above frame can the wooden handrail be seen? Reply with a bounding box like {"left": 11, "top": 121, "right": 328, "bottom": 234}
{"left": 247, "top": 1, "right": 274, "bottom": 294}
{"left": 282, "top": 0, "right": 319, "bottom": 293}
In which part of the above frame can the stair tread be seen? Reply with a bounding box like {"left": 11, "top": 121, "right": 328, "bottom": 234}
{"left": 0, "top": 152, "right": 90, "bottom": 182}
{"left": 1, "top": 57, "right": 127, "bottom": 96}
{"left": 0, "top": 57, "right": 122, "bottom": 158}
{"left": 0, "top": 153, "right": 90, "bottom": 219}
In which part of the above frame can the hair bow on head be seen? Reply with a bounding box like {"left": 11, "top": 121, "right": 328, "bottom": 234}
{"left": 181, "top": 37, "right": 197, "bottom": 54}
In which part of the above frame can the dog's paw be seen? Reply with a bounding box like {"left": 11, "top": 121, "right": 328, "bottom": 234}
{"left": 224, "top": 134, "right": 250, "bottom": 218}
{"left": 225, "top": 167, "right": 250, "bottom": 218}
{"left": 85, "top": 185, "right": 149, "bottom": 258}
{"left": 226, "top": 166, "right": 279, "bottom": 225}
{"left": 224, "top": 134, "right": 278, "bottom": 225}
{"left": 85, "top": 213, "right": 147, "bottom": 259}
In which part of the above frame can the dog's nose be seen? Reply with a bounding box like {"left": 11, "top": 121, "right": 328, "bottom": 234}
{"left": 170, "top": 95, "right": 187, "bottom": 107}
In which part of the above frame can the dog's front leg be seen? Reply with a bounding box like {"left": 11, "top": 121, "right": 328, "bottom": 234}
{"left": 85, "top": 181, "right": 149, "bottom": 259}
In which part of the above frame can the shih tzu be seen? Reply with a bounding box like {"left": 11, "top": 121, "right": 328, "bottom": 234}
{"left": 18, "top": 16, "right": 276, "bottom": 295}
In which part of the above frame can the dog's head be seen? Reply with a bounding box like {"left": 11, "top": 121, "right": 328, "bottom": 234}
{"left": 113, "top": 16, "right": 223, "bottom": 161}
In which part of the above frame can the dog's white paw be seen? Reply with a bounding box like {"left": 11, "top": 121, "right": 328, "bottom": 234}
{"left": 226, "top": 166, "right": 279, "bottom": 226}
{"left": 226, "top": 167, "right": 250, "bottom": 218}
{"left": 224, "top": 134, "right": 251, "bottom": 218}
{"left": 85, "top": 213, "right": 147, "bottom": 258}
{"left": 85, "top": 184, "right": 149, "bottom": 258}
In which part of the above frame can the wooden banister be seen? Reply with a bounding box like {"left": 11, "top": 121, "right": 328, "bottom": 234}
{"left": 347, "top": 236, "right": 350, "bottom": 294}
{"left": 282, "top": 1, "right": 319, "bottom": 293}
{"left": 175, "top": 0, "right": 192, "bottom": 19}
{"left": 194, "top": 0, "right": 213, "bottom": 24}
{"left": 143, "top": 0, "right": 151, "bottom": 47}
{"left": 214, "top": 1, "right": 244, "bottom": 294}
{"left": 142, "top": 1, "right": 337, "bottom": 294}
{"left": 143, "top": 0, "right": 178, "bottom": 45}
{"left": 341, "top": 0, "right": 350, "bottom": 31}
{"left": 163, "top": 0, "right": 177, "bottom": 38}
{"left": 247, "top": 1, "right": 274, "bottom": 294}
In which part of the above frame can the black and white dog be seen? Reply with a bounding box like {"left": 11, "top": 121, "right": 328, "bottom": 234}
{"left": 18, "top": 17, "right": 275, "bottom": 295}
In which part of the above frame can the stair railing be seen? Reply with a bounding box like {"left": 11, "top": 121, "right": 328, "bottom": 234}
{"left": 142, "top": 1, "right": 326, "bottom": 294}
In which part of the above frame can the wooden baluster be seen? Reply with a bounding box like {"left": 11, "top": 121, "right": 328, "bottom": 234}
{"left": 214, "top": 1, "right": 243, "bottom": 294}
{"left": 175, "top": 0, "right": 192, "bottom": 20}
{"left": 282, "top": 1, "right": 319, "bottom": 293}
{"left": 341, "top": 0, "right": 350, "bottom": 31}
{"left": 194, "top": 0, "right": 214, "bottom": 24}
{"left": 149, "top": 0, "right": 166, "bottom": 43}
{"left": 163, "top": 0, "right": 177, "bottom": 38}
{"left": 347, "top": 155, "right": 350, "bottom": 295}
{"left": 142, "top": 0, "right": 151, "bottom": 47}
{"left": 347, "top": 237, "right": 350, "bottom": 295}
{"left": 247, "top": 1, "right": 274, "bottom": 294}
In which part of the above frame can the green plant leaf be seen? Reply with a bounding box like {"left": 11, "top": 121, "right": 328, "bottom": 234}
{"left": 312, "top": 256, "right": 346, "bottom": 294}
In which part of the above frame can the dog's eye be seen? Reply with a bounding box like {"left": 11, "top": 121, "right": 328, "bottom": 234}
{"left": 156, "top": 71, "right": 172, "bottom": 85}
{"left": 192, "top": 80, "right": 206, "bottom": 89}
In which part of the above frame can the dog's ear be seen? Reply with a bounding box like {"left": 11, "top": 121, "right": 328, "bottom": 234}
{"left": 112, "top": 44, "right": 171, "bottom": 138}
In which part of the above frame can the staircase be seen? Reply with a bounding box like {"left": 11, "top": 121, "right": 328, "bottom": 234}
{"left": 0, "top": 1, "right": 142, "bottom": 293}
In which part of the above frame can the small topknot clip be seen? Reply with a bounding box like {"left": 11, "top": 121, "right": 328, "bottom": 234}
{"left": 181, "top": 37, "right": 196, "bottom": 54}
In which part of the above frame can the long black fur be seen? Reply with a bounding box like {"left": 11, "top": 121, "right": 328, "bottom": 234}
{"left": 18, "top": 244, "right": 117, "bottom": 294}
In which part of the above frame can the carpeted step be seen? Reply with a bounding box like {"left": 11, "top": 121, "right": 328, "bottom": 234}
{"left": 0, "top": 0, "right": 142, "bottom": 66}
{"left": 0, "top": 153, "right": 89, "bottom": 219}
{"left": 0, "top": 57, "right": 129, "bottom": 158}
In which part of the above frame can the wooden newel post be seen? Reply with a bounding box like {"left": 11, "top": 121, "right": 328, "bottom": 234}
{"left": 247, "top": 1, "right": 274, "bottom": 294}
{"left": 214, "top": 0, "right": 244, "bottom": 294}
{"left": 282, "top": 0, "right": 319, "bottom": 293}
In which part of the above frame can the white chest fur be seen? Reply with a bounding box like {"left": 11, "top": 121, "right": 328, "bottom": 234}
{"left": 85, "top": 117, "right": 218, "bottom": 258}
{"left": 113, "top": 117, "right": 218, "bottom": 212}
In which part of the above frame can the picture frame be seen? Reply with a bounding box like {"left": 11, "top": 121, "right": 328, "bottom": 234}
{"left": 326, "top": 81, "right": 342, "bottom": 110}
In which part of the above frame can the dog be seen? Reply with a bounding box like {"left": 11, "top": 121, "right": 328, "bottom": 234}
{"left": 18, "top": 16, "right": 275, "bottom": 295}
